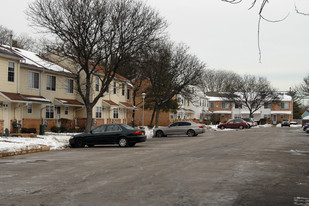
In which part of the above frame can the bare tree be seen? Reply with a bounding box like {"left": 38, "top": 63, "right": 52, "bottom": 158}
{"left": 222, "top": 0, "right": 308, "bottom": 62}
{"left": 300, "top": 74, "right": 309, "bottom": 97}
{"left": 226, "top": 74, "right": 280, "bottom": 118}
{"left": 27, "top": 0, "right": 167, "bottom": 132}
{"left": 144, "top": 41, "right": 205, "bottom": 127}
{"left": 198, "top": 69, "right": 241, "bottom": 93}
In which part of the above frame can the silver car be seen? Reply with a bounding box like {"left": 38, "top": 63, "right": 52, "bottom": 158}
{"left": 153, "top": 121, "right": 205, "bottom": 137}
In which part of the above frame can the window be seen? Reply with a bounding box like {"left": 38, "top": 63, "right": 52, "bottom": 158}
{"left": 122, "top": 83, "right": 125, "bottom": 96}
{"left": 235, "top": 103, "right": 242, "bottom": 109}
{"left": 187, "top": 100, "right": 190, "bottom": 106}
{"left": 64, "top": 107, "right": 69, "bottom": 115}
{"left": 28, "top": 71, "right": 39, "bottom": 89}
{"left": 222, "top": 102, "right": 229, "bottom": 109}
{"left": 264, "top": 102, "right": 271, "bottom": 109}
{"left": 113, "top": 108, "right": 119, "bottom": 119}
{"left": 95, "top": 77, "right": 100, "bottom": 92}
{"left": 92, "top": 125, "right": 106, "bottom": 134}
{"left": 113, "top": 81, "right": 117, "bottom": 94}
{"left": 96, "top": 106, "right": 102, "bottom": 118}
{"left": 280, "top": 114, "right": 284, "bottom": 119}
{"left": 8, "top": 61, "right": 15, "bottom": 82}
{"left": 126, "top": 88, "right": 130, "bottom": 100}
{"left": 46, "top": 75, "right": 56, "bottom": 91}
{"left": 27, "top": 103, "right": 32, "bottom": 114}
{"left": 106, "top": 124, "right": 121, "bottom": 132}
{"left": 264, "top": 114, "right": 271, "bottom": 120}
{"left": 234, "top": 114, "right": 242, "bottom": 119}
{"left": 209, "top": 102, "right": 215, "bottom": 109}
{"left": 281, "top": 102, "right": 289, "bottom": 109}
{"left": 46, "top": 105, "right": 54, "bottom": 119}
{"left": 66, "top": 79, "right": 74, "bottom": 93}
{"left": 55, "top": 106, "right": 61, "bottom": 116}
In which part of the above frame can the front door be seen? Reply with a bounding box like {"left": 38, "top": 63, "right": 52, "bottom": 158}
{"left": 2, "top": 102, "right": 10, "bottom": 131}
{"left": 273, "top": 114, "right": 277, "bottom": 125}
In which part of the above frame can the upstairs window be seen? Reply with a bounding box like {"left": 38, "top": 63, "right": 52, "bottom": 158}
{"left": 222, "top": 102, "right": 229, "bottom": 109}
{"left": 122, "top": 83, "right": 125, "bottom": 96}
{"left": 209, "top": 102, "right": 215, "bottom": 109}
{"left": 113, "top": 81, "right": 117, "bottom": 94}
{"left": 280, "top": 102, "right": 289, "bottom": 109}
{"left": 95, "top": 76, "right": 100, "bottom": 92}
{"left": 46, "top": 75, "right": 56, "bottom": 91}
{"left": 28, "top": 71, "right": 39, "bottom": 89}
{"left": 264, "top": 102, "right": 271, "bottom": 109}
{"left": 66, "top": 79, "right": 74, "bottom": 93}
{"left": 126, "top": 88, "right": 130, "bottom": 100}
{"left": 8, "top": 61, "right": 15, "bottom": 82}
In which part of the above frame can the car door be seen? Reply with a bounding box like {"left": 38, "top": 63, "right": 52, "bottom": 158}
{"left": 226, "top": 120, "right": 236, "bottom": 128}
{"left": 90, "top": 125, "right": 107, "bottom": 144}
{"left": 102, "top": 124, "right": 122, "bottom": 143}
{"left": 165, "top": 122, "right": 180, "bottom": 135}
{"left": 180, "top": 122, "right": 192, "bottom": 135}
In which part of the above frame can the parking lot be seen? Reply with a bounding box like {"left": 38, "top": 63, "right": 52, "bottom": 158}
{"left": 1, "top": 126, "right": 309, "bottom": 206}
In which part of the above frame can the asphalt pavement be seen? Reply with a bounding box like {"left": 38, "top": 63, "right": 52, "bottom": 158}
{"left": 0, "top": 126, "right": 309, "bottom": 206}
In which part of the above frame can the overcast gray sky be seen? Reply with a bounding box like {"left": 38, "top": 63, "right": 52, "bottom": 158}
{"left": 1, "top": 0, "right": 308, "bottom": 91}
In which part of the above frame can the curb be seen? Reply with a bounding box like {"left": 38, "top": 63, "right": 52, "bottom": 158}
{"left": 0, "top": 145, "right": 51, "bottom": 158}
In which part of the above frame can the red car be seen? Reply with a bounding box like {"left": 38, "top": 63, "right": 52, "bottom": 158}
{"left": 218, "top": 119, "right": 249, "bottom": 130}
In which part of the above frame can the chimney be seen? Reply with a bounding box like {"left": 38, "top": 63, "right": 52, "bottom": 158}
{"left": 9, "top": 33, "right": 13, "bottom": 49}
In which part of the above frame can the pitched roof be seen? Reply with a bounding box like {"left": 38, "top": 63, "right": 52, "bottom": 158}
{"left": 102, "top": 100, "right": 119, "bottom": 107}
{"left": 119, "top": 102, "right": 135, "bottom": 110}
{"left": 55, "top": 98, "right": 84, "bottom": 107}
{"left": 0, "top": 91, "right": 51, "bottom": 103}
{"left": 0, "top": 45, "right": 23, "bottom": 60}
{"left": 1, "top": 45, "right": 71, "bottom": 74}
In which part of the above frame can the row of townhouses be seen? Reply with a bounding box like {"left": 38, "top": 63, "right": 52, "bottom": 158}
{"left": 0, "top": 45, "right": 293, "bottom": 133}
{"left": 0, "top": 45, "right": 135, "bottom": 133}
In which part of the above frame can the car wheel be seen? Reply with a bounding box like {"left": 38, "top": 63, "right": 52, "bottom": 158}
{"left": 187, "top": 130, "right": 195, "bottom": 137}
{"left": 75, "top": 138, "right": 85, "bottom": 148}
{"left": 220, "top": 126, "right": 225, "bottom": 130}
{"left": 156, "top": 130, "right": 164, "bottom": 137}
{"left": 239, "top": 125, "right": 244, "bottom": 129}
{"left": 128, "top": 143, "right": 136, "bottom": 147}
{"left": 118, "top": 137, "right": 128, "bottom": 147}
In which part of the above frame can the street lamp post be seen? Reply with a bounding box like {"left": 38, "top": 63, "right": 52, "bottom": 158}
{"left": 141, "top": 93, "right": 146, "bottom": 127}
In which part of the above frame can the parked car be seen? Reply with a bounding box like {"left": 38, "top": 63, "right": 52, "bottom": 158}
{"left": 153, "top": 121, "right": 205, "bottom": 137}
{"left": 281, "top": 119, "right": 290, "bottom": 127}
{"left": 303, "top": 123, "right": 309, "bottom": 131}
{"left": 69, "top": 124, "right": 146, "bottom": 148}
{"left": 242, "top": 118, "right": 257, "bottom": 127}
{"left": 218, "top": 119, "right": 249, "bottom": 129}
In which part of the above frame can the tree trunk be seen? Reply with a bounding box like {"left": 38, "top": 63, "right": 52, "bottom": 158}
{"left": 155, "top": 107, "right": 160, "bottom": 128}
{"left": 85, "top": 106, "right": 93, "bottom": 133}
{"left": 149, "top": 104, "right": 157, "bottom": 126}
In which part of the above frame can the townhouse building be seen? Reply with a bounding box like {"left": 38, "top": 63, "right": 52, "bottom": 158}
{"left": 206, "top": 93, "right": 293, "bottom": 124}
{"left": 0, "top": 45, "right": 134, "bottom": 133}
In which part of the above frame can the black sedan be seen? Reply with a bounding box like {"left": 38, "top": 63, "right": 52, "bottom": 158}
{"left": 69, "top": 124, "right": 147, "bottom": 148}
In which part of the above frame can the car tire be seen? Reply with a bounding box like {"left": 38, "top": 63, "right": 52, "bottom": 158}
{"left": 187, "top": 130, "right": 195, "bottom": 137}
{"left": 118, "top": 137, "right": 128, "bottom": 147}
{"left": 156, "top": 130, "right": 164, "bottom": 137}
{"left": 87, "top": 144, "right": 94, "bottom": 147}
{"left": 75, "top": 138, "right": 85, "bottom": 148}
{"left": 128, "top": 143, "right": 136, "bottom": 147}
{"left": 239, "top": 125, "right": 244, "bottom": 129}
{"left": 220, "top": 126, "right": 225, "bottom": 130}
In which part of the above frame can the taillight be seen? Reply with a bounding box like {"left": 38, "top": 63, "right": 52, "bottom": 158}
{"left": 134, "top": 131, "right": 145, "bottom": 135}
{"left": 199, "top": 126, "right": 203, "bottom": 128}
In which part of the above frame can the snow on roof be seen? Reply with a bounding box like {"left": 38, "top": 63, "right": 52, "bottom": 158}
{"left": 2, "top": 45, "right": 71, "bottom": 74}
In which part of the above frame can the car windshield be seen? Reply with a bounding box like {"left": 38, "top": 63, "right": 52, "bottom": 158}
{"left": 121, "top": 124, "right": 135, "bottom": 130}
